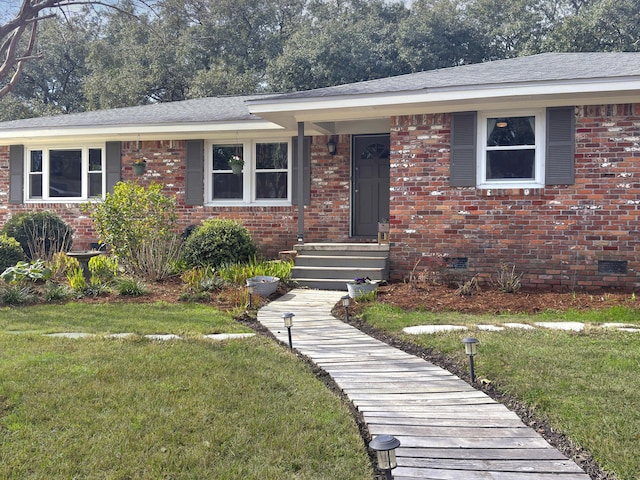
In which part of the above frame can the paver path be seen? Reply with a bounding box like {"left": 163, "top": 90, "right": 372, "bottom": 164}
{"left": 258, "top": 288, "right": 590, "bottom": 480}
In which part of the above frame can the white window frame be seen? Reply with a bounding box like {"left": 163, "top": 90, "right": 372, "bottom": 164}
{"left": 477, "top": 109, "right": 545, "bottom": 189}
{"left": 206, "top": 138, "right": 292, "bottom": 206}
{"left": 25, "top": 145, "right": 106, "bottom": 202}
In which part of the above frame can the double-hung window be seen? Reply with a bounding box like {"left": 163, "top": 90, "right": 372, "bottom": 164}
{"left": 208, "top": 139, "right": 291, "bottom": 204}
{"left": 478, "top": 110, "right": 544, "bottom": 188}
{"left": 450, "top": 107, "right": 574, "bottom": 188}
{"left": 27, "top": 146, "right": 104, "bottom": 201}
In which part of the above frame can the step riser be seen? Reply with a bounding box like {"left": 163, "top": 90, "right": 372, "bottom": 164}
{"left": 295, "top": 257, "right": 387, "bottom": 268}
{"left": 291, "top": 243, "right": 390, "bottom": 290}
{"left": 292, "top": 267, "right": 387, "bottom": 280}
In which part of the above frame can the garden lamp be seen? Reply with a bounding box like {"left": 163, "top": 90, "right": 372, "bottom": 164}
{"left": 282, "top": 312, "right": 295, "bottom": 349}
{"left": 369, "top": 434, "right": 400, "bottom": 480}
{"left": 341, "top": 294, "right": 351, "bottom": 321}
{"left": 462, "top": 337, "right": 479, "bottom": 383}
{"left": 246, "top": 281, "right": 254, "bottom": 308}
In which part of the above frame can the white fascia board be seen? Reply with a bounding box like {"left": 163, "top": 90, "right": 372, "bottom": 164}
{"left": 0, "top": 120, "right": 282, "bottom": 143}
{"left": 250, "top": 79, "right": 640, "bottom": 121}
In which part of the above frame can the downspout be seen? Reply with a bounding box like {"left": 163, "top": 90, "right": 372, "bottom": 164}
{"left": 297, "top": 121, "right": 304, "bottom": 243}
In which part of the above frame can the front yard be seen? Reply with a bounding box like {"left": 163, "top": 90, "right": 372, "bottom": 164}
{"left": 0, "top": 303, "right": 371, "bottom": 480}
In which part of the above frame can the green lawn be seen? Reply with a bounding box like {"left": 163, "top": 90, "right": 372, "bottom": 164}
{"left": 361, "top": 303, "right": 640, "bottom": 480}
{"left": 0, "top": 303, "right": 371, "bottom": 480}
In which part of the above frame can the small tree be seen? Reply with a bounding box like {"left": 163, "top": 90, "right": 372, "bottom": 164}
{"left": 86, "top": 181, "right": 181, "bottom": 281}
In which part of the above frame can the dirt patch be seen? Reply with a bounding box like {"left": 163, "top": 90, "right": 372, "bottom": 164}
{"left": 376, "top": 282, "right": 637, "bottom": 315}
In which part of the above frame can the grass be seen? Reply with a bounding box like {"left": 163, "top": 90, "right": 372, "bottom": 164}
{"left": 360, "top": 303, "right": 640, "bottom": 480}
{"left": 0, "top": 305, "right": 371, "bottom": 479}
{"left": 0, "top": 302, "right": 252, "bottom": 336}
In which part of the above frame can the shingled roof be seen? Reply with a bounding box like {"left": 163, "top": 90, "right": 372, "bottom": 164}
{"left": 0, "top": 95, "right": 265, "bottom": 132}
{"left": 250, "top": 52, "right": 640, "bottom": 102}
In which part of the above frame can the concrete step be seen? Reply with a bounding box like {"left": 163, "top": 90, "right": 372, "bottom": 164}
{"left": 295, "top": 243, "right": 389, "bottom": 257}
{"left": 293, "top": 278, "right": 351, "bottom": 291}
{"left": 294, "top": 254, "right": 388, "bottom": 269}
{"left": 292, "top": 265, "right": 386, "bottom": 280}
{"left": 291, "top": 243, "right": 390, "bottom": 290}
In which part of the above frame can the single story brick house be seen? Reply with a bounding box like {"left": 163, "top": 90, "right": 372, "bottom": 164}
{"left": 1, "top": 52, "right": 639, "bottom": 290}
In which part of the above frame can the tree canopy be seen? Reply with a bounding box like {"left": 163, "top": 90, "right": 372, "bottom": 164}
{"left": 0, "top": 0, "right": 638, "bottom": 120}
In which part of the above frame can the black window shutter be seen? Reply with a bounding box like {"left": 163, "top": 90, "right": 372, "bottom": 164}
{"left": 185, "top": 140, "right": 204, "bottom": 206}
{"left": 9, "top": 145, "right": 24, "bottom": 204}
{"left": 105, "top": 141, "right": 121, "bottom": 194}
{"left": 450, "top": 112, "right": 477, "bottom": 187}
{"left": 546, "top": 107, "right": 575, "bottom": 185}
{"left": 291, "top": 136, "right": 311, "bottom": 205}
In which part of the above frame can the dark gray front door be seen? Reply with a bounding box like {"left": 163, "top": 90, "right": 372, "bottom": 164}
{"left": 353, "top": 134, "right": 390, "bottom": 237}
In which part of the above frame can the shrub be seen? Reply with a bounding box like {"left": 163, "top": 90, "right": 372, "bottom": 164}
{"left": 0, "top": 234, "right": 25, "bottom": 271}
{"left": 116, "top": 277, "right": 148, "bottom": 297}
{"left": 493, "top": 264, "right": 523, "bottom": 293}
{"left": 182, "top": 219, "right": 256, "bottom": 268}
{"left": 86, "top": 181, "right": 181, "bottom": 281}
{"left": 0, "top": 284, "right": 35, "bottom": 305}
{"left": 42, "top": 282, "right": 74, "bottom": 302}
{"left": 88, "top": 254, "right": 118, "bottom": 284}
{"left": 1, "top": 211, "right": 73, "bottom": 260}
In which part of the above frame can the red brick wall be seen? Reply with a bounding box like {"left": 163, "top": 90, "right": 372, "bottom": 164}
{"left": 389, "top": 104, "right": 640, "bottom": 290}
{"left": 3, "top": 103, "right": 640, "bottom": 290}
{"left": 0, "top": 136, "right": 353, "bottom": 258}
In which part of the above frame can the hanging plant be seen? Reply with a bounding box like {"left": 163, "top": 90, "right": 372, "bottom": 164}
{"left": 229, "top": 155, "right": 244, "bottom": 175}
{"left": 132, "top": 159, "right": 146, "bottom": 175}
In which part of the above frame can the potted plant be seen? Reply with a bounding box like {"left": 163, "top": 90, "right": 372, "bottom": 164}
{"left": 346, "top": 277, "right": 380, "bottom": 298}
{"left": 229, "top": 155, "right": 244, "bottom": 175}
{"left": 132, "top": 159, "right": 146, "bottom": 175}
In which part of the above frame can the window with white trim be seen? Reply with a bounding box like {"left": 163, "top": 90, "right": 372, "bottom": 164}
{"left": 207, "top": 139, "right": 291, "bottom": 205}
{"left": 477, "top": 110, "right": 545, "bottom": 188}
{"left": 26, "top": 146, "right": 104, "bottom": 201}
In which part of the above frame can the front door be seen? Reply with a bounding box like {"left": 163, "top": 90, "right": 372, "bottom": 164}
{"left": 353, "top": 134, "right": 390, "bottom": 237}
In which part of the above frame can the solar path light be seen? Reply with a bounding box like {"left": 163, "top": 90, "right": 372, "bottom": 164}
{"left": 341, "top": 294, "right": 351, "bottom": 321}
{"left": 282, "top": 312, "right": 295, "bottom": 349}
{"left": 246, "top": 281, "right": 254, "bottom": 308}
{"left": 369, "top": 434, "right": 400, "bottom": 480}
{"left": 462, "top": 337, "right": 479, "bottom": 383}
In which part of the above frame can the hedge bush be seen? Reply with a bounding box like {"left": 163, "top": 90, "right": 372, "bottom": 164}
{"left": 182, "top": 219, "right": 256, "bottom": 268}
{"left": 0, "top": 234, "right": 25, "bottom": 272}
{"left": 1, "top": 211, "right": 73, "bottom": 260}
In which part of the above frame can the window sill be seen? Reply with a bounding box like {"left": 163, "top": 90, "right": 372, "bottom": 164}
{"left": 205, "top": 200, "right": 292, "bottom": 208}
{"left": 475, "top": 187, "right": 544, "bottom": 197}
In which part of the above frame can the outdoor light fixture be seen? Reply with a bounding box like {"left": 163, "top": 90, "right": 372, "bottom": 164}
{"left": 246, "top": 281, "right": 254, "bottom": 308}
{"left": 341, "top": 294, "right": 351, "bottom": 322}
{"left": 326, "top": 137, "right": 337, "bottom": 155}
{"left": 369, "top": 434, "right": 401, "bottom": 480}
{"left": 282, "top": 312, "right": 295, "bottom": 349}
{"left": 462, "top": 337, "right": 479, "bottom": 383}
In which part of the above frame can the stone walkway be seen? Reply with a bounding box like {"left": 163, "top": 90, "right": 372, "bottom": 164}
{"left": 258, "top": 288, "right": 590, "bottom": 480}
